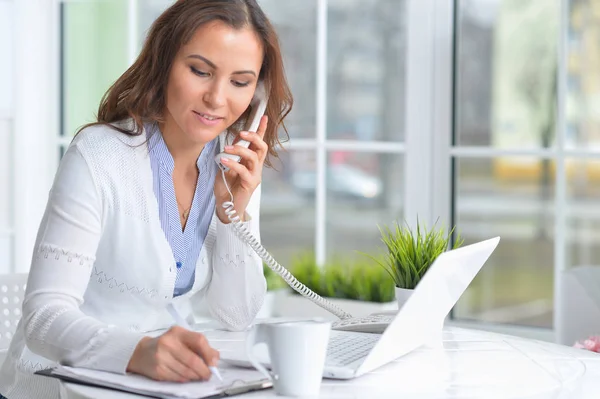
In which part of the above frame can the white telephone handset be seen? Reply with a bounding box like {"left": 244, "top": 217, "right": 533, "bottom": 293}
{"left": 215, "top": 82, "right": 393, "bottom": 333}
{"left": 214, "top": 82, "right": 269, "bottom": 172}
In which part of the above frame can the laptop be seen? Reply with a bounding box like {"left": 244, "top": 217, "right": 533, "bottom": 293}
{"left": 221, "top": 236, "right": 500, "bottom": 380}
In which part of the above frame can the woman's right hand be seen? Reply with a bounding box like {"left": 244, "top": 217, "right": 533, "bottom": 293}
{"left": 127, "top": 326, "right": 220, "bottom": 382}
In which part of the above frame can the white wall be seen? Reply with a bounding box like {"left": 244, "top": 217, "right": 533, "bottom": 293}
{"left": 0, "top": 0, "right": 14, "bottom": 274}
{"left": 0, "top": 0, "right": 56, "bottom": 274}
{"left": 12, "top": 0, "right": 58, "bottom": 273}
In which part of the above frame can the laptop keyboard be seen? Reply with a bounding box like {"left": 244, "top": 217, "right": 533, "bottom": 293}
{"left": 325, "top": 331, "right": 380, "bottom": 367}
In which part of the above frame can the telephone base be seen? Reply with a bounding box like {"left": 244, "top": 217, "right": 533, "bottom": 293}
{"left": 331, "top": 314, "right": 396, "bottom": 334}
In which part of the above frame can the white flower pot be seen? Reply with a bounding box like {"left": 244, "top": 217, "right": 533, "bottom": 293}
{"left": 395, "top": 286, "right": 414, "bottom": 310}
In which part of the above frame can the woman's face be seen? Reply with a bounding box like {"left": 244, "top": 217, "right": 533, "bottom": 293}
{"left": 164, "top": 20, "right": 264, "bottom": 144}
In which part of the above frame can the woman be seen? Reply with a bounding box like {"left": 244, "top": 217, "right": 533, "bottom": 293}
{"left": 0, "top": 0, "right": 292, "bottom": 397}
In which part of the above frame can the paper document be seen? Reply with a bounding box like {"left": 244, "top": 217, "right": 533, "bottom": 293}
{"left": 36, "top": 364, "right": 271, "bottom": 399}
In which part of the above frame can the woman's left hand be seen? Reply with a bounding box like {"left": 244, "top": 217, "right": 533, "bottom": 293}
{"left": 214, "top": 115, "right": 268, "bottom": 224}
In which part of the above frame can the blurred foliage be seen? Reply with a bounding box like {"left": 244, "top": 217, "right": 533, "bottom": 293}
{"left": 263, "top": 252, "right": 395, "bottom": 303}
{"left": 263, "top": 263, "right": 289, "bottom": 291}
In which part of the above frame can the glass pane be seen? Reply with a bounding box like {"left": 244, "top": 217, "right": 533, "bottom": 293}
{"left": 62, "top": 0, "right": 129, "bottom": 136}
{"left": 325, "top": 152, "right": 404, "bottom": 260}
{"left": 455, "top": 0, "right": 559, "bottom": 148}
{"left": 261, "top": 150, "right": 315, "bottom": 268}
{"left": 327, "top": 0, "right": 406, "bottom": 141}
{"left": 567, "top": 158, "right": 600, "bottom": 268}
{"left": 567, "top": 1, "right": 600, "bottom": 149}
{"left": 453, "top": 157, "right": 554, "bottom": 328}
{"left": 259, "top": 0, "right": 317, "bottom": 140}
{"left": 139, "top": 1, "right": 172, "bottom": 40}
{"left": 138, "top": 1, "right": 318, "bottom": 140}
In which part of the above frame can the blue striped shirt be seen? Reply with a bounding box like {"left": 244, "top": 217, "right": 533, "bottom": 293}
{"left": 147, "top": 125, "right": 218, "bottom": 296}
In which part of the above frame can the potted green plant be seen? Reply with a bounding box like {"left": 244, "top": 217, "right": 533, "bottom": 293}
{"left": 273, "top": 252, "right": 397, "bottom": 319}
{"left": 369, "top": 219, "right": 463, "bottom": 309}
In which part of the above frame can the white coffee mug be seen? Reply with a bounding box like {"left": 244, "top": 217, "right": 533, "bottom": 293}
{"left": 246, "top": 320, "right": 331, "bottom": 397}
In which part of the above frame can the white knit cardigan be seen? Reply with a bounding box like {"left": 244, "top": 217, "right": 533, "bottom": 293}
{"left": 0, "top": 122, "right": 266, "bottom": 398}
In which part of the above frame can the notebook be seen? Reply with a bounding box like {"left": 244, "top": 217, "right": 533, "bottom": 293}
{"left": 36, "top": 364, "right": 272, "bottom": 399}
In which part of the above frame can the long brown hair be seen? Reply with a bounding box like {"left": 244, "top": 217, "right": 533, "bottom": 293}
{"left": 80, "top": 0, "right": 293, "bottom": 165}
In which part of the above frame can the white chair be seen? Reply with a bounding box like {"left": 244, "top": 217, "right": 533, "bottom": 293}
{"left": 557, "top": 265, "right": 600, "bottom": 346}
{"left": 0, "top": 273, "right": 28, "bottom": 365}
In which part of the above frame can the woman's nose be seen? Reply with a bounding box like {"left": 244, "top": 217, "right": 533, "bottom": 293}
{"left": 203, "top": 83, "right": 226, "bottom": 109}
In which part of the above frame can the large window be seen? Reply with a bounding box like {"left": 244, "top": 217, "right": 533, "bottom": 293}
{"left": 452, "top": 0, "right": 559, "bottom": 329}
{"left": 451, "top": 0, "right": 600, "bottom": 336}
{"left": 259, "top": 0, "right": 407, "bottom": 267}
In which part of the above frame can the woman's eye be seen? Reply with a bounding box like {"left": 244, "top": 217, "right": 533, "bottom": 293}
{"left": 232, "top": 80, "right": 250, "bottom": 88}
{"left": 190, "top": 67, "right": 209, "bottom": 77}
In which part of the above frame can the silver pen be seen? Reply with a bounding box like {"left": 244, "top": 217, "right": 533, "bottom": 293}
{"left": 166, "top": 303, "right": 223, "bottom": 381}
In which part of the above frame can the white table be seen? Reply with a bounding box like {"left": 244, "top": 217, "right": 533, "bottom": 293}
{"left": 61, "top": 323, "right": 600, "bottom": 399}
